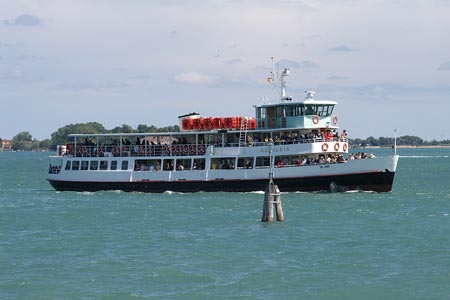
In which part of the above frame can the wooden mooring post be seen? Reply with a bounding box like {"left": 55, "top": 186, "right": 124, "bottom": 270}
{"left": 261, "top": 178, "right": 284, "bottom": 222}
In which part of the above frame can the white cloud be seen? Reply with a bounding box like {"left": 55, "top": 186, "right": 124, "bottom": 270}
{"left": 3, "top": 14, "right": 43, "bottom": 26}
{"left": 437, "top": 61, "right": 450, "bottom": 71}
{"left": 329, "top": 45, "right": 359, "bottom": 52}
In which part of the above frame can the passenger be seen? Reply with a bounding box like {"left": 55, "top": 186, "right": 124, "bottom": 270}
{"left": 340, "top": 131, "right": 347, "bottom": 141}
{"left": 369, "top": 152, "right": 375, "bottom": 158}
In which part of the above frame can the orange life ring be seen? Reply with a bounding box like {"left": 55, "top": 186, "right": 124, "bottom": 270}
{"left": 343, "top": 143, "right": 348, "bottom": 152}
{"left": 322, "top": 143, "right": 329, "bottom": 152}
{"left": 333, "top": 115, "right": 338, "bottom": 124}
{"left": 312, "top": 115, "right": 319, "bottom": 124}
{"left": 334, "top": 143, "right": 340, "bottom": 151}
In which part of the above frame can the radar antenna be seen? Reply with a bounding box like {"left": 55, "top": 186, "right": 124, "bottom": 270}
{"left": 266, "top": 57, "right": 292, "bottom": 102}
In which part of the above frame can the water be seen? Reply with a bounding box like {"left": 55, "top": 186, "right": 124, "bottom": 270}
{"left": 1, "top": 148, "right": 449, "bottom": 299}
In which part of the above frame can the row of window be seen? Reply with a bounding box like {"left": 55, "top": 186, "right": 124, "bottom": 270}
{"left": 258, "top": 104, "right": 335, "bottom": 118}
{"left": 64, "top": 155, "right": 305, "bottom": 172}
{"left": 65, "top": 160, "right": 128, "bottom": 171}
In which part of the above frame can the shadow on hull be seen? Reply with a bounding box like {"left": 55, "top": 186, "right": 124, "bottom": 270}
{"left": 48, "top": 171, "right": 396, "bottom": 193}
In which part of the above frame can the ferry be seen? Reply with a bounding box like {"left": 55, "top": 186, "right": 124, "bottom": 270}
{"left": 47, "top": 66, "right": 399, "bottom": 193}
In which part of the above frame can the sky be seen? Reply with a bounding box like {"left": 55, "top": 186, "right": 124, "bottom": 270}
{"left": 1, "top": 0, "right": 449, "bottom": 141}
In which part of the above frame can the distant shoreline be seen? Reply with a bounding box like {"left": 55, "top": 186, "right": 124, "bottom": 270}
{"left": 361, "top": 145, "right": 450, "bottom": 149}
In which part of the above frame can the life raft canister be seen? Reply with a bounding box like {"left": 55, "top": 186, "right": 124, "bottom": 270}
{"left": 312, "top": 115, "right": 319, "bottom": 125}
{"left": 322, "top": 143, "right": 329, "bottom": 152}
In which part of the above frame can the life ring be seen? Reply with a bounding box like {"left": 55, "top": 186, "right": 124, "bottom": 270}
{"left": 333, "top": 115, "right": 338, "bottom": 124}
{"left": 322, "top": 143, "right": 329, "bottom": 152}
{"left": 312, "top": 115, "right": 319, "bottom": 124}
{"left": 343, "top": 143, "right": 348, "bottom": 152}
{"left": 334, "top": 143, "right": 340, "bottom": 151}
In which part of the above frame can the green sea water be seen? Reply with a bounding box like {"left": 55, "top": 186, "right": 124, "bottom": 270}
{"left": 1, "top": 148, "right": 449, "bottom": 299}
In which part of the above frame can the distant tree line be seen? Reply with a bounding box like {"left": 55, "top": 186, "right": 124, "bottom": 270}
{"left": 348, "top": 135, "right": 450, "bottom": 147}
{"left": 5, "top": 122, "right": 180, "bottom": 151}
{"left": 3, "top": 122, "right": 450, "bottom": 151}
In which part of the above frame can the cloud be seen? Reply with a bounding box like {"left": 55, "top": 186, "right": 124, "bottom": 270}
{"left": 174, "top": 72, "right": 213, "bottom": 84}
{"left": 437, "top": 61, "right": 450, "bottom": 71}
{"left": 329, "top": 45, "right": 359, "bottom": 52}
{"left": 226, "top": 58, "right": 243, "bottom": 65}
{"left": 3, "top": 14, "right": 43, "bottom": 26}
{"left": 327, "top": 75, "right": 350, "bottom": 80}
{"left": 277, "top": 59, "right": 319, "bottom": 70}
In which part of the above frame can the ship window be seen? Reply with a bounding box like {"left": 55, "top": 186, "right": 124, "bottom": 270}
{"left": 237, "top": 157, "right": 253, "bottom": 169}
{"left": 305, "top": 105, "right": 316, "bottom": 115}
{"left": 258, "top": 107, "right": 266, "bottom": 119}
{"left": 255, "top": 156, "right": 270, "bottom": 168}
{"left": 90, "top": 161, "right": 99, "bottom": 170}
{"left": 135, "top": 159, "right": 160, "bottom": 171}
{"left": 111, "top": 160, "right": 117, "bottom": 170}
{"left": 65, "top": 161, "right": 71, "bottom": 170}
{"left": 286, "top": 106, "right": 296, "bottom": 116}
{"left": 163, "top": 159, "right": 174, "bottom": 171}
{"left": 193, "top": 158, "right": 205, "bottom": 170}
{"left": 297, "top": 105, "right": 305, "bottom": 116}
{"left": 71, "top": 160, "right": 80, "bottom": 171}
{"left": 211, "top": 158, "right": 235, "bottom": 170}
{"left": 121, "top": 161, "right": 128, "bottom": 170}
{"left": 80, "top": 161, "right": 89, "bottom": 170}
{"left": 275, "top": 155, "right": 299, "bottom": 167}
{"left": 100, "top": 161, "right": 108, "bottom": 170}
{"left": 176, "top": 159, "right": 191, "bottom": 171}
{"left": 276, "top": 106, "right": 285, "bottom": 117}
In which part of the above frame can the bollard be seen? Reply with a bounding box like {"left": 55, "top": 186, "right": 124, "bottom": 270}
{"left": 261, "top": 180, "right": 284, "bottom": 222}
{"left": 261, "top": 183, "right": 275, "bottom": 222}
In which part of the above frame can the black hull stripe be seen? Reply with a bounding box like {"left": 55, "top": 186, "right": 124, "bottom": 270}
{"left": 48, "top": 171, "right": 396, "bottom": 193}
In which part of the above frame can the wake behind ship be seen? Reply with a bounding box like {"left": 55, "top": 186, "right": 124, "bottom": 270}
{"left": 47, "top": 65, "right": 399, "bottom": 193}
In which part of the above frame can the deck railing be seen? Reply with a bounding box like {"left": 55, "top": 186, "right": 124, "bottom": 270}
{"left": 60, "top": 137, "right": 348, "bottom": 158}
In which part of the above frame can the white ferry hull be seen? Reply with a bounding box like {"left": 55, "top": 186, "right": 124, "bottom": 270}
{"left": 48, "top": 155, "right": 399, "bottom": 193}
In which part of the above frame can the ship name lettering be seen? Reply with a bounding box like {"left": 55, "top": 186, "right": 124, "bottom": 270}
{"left": 260, "top": 146, "right": 290, "bottom": 153}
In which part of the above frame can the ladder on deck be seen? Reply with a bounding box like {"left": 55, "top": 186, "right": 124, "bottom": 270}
{"left": 238, "top": 117, "right": 249, "bottom": 153}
